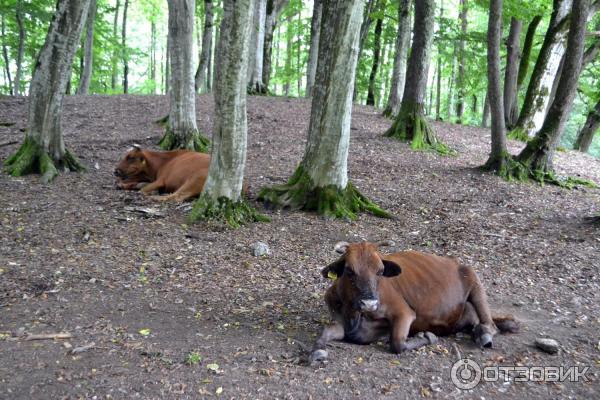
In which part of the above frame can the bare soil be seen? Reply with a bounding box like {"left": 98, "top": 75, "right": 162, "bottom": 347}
{"left": 1, "top": 94, "right": 599, "bottom": 400}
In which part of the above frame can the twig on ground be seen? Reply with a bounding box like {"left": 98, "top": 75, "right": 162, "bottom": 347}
{"left": 25, "top": 332, "right": 72, "bottom": 341}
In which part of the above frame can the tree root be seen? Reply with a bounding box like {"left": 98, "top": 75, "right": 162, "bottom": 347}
{"left": 189, "top": 195, "right": 270, "bottom": 228}
{"left": 158, "top": 128, "right": 210, "bottom": 153}
{"left": 4, "top": 138, "right": 85, "bottom": 183}
{"left": 258, "top": 167, "right": 392, "bottom": 220}
{"left": 384, "top": 106, "right": 455, "bottom": 155}
{"left": 247, "top": 82, "right": 269, "bottom": 95}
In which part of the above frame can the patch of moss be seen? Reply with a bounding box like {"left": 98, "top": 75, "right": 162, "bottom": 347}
{"left": 158, "top": 128, "right": 210, "bottom": 153}
{"left": 189, "top": 194, "right": 270, "bottom": 228}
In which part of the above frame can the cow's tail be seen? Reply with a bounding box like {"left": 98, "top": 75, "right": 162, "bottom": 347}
{"left": 493, "top": 315, "right": 519, "bottom": 333}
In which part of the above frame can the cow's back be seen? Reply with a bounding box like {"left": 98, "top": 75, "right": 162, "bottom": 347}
{"left": 157, "top": 152, "right": 211, "bottom": 192}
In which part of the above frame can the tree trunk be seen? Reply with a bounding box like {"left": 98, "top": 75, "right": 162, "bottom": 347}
{"left": 353, "top": 0, "right": 376, "bottom": 100}
{"left": 385, "top": 0, "right": 451, "bottom": 154}
{"left": 305, "top": 0, "right": 322, "bottom": 96}
{"left": 446, "top": 45, "right": 457, "bottom": 120}
{"left": 190, "top": 0, "right": 268, "bottom": 227}
{"left": 1, "top": 14, "right": 13, "bottom": 95}
{"left": 121, "top": 0, "right": 129, "bottom": 93}
{"left": 482, "top": 0, "right": 507, "bottom": 171}
{"left": 165, "top": 34, "right": 171, "bottom": 94}
{"left": 77, "top": 0, "right": 96, "bottom": 95}
{"left": 510, "top": 0, "right": 572, "bottom": 140}
{"left": 151, "top": 20, "right": 156, "bottom": 93}
{"left": 512, "top": 0, "right": 590, "bottom": 184}
{"left": 5, "top": 0, "right": 90, "bottom": 182}
{"left": 482, "top": 91, "right": 490, "bottom": 127}
{"left": 283, "top": 12, "right": 292, "bottom": 96}
{"left": 195, "top": 0, "right": 213, "bottom": 93}
{"left": 366, "top": 1, "right": 385, "bottom": 106}
{"left": 573, "top": 99, "right": 600, "bottom": 152}
{"left": 503, "top": 17, "right": 522, "bottom": 129}
{"left": 160, "top": 0, "right": 210, "bottom": 152}
{"left": 14, "top": 0, "right": 25, "bottom": 95}
{"left": 517, "top": 15, "right": 542, "bottom": 89}
{"left": 247, "top": 0, "right": 267, "bottom": 94}
{"left": 455, "top": 0, "right": 467, "bottom": 123}
{"left": 263, "top": 0, "right": 289, "bottom": 92}
{"left": 382, "top": 0, "right": 411, "bottom": 117}
{"left": 259, "top": 0, "right": 389, "bottom": 219}
{"left": 111, "top": 0, "right": 120, "bottom": 90}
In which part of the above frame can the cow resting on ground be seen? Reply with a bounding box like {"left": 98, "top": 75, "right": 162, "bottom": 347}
{"left": 310, "top": 241, "right": 518, "bottom": 363}
{"left": 114, "top": 145, "right": 210, "bottom": 202}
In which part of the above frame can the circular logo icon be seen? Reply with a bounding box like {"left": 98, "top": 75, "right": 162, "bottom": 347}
{"left": 451, "top": 358, "right": 482, "bottom": 390}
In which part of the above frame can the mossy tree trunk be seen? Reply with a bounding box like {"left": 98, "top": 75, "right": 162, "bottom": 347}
{"left": 259, "top": 0, "right": 390, "bottom": 220}
{"left": 510, "top": 0, "right": 571, "bottom": 141}
{"left": 482, "top": 0, "right": 509, "bottom": 172}
{"left": 194, "top": 0, "right": 213, "bottom": 93}
{"left": 385, "top": 0, "right": 450, "bottom": 154}
{"left": 305, "top": 0, "right": 322, "bottom": 97}
{"left": 190, "top": 0, "right": 268, "bottom": 227}
{"left": 573, "top": 99, "right": 600, "bottom": 153}
{"left": 503, "top": 17, "right": 522, "bottom": 130}
{"left": 4, "top": 0, "right": 90, "bottom": 183}
{"left": 160, "top": 0, "right": 210, "bottom": 152}
{"left": 506, "top": 0, "right": 591, "bottom": 186}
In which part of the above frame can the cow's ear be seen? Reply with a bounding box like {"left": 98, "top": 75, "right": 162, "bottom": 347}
{"left": 382, "top": 260, "right": 402, "bottom": 277}
{"left": 321, "top": 258, "right": 345, "bottom": 279}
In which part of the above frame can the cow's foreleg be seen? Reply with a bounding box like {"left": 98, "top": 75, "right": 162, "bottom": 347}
{"left": 466, "top": 271, "right": 498, "bottom": 348}
{"left": 140, "top": 180, "right": 164, "bottom": 195}
{"left": 309, "top": 322, "right": 344, "bottom": 364}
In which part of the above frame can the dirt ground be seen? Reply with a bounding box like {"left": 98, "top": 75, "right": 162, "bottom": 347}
{"left": 1, "top": 94, "right": 599, "bottom": 400}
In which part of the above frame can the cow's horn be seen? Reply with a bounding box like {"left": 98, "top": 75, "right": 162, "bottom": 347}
{"left": 334, "top": 241, "right": 349, "bottom": 254}
{"left": 377, "top": 240, "right": 395, "bottom": 247}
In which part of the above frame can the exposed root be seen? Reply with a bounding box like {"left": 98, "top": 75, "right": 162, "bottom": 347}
{"left": 189, "top": 195, "right": 270, "bottom": 229}
{"left": 158, "top": 128, "right": 210, "bottom": 153}
{"left": 384, "top": 103, "right": 454, "bottom": 156}
{"left": 247, "top": 82, "right": 269, "bottom": 95}
{"left": 258, "top": 166, "right": 392, "bottom": 220}
{"left": 4, "top": 137, "right": 85, "bottom": 183}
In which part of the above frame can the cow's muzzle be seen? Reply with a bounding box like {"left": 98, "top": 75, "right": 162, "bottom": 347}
{"left": 359, "top": 298, "right": 379, "bottom": 312}
{"left": 114, "top": 168, "right": 124, "bottom": 177}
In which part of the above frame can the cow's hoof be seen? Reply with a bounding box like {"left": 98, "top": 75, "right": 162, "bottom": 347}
{"left": 424, "top": 331, "right": 438, "bottom": 345}
{"left": 309, "top": 349, "right": 328, "bottom": 364}
{"left": 478, "top": 333, "right": 493, "bottom": 348}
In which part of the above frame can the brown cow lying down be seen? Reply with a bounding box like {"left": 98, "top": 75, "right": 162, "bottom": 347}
{"left": 114, "top": 145, "right": 210, "bottom": 202}
{"left": 309, "top": 241, "right": 518, "bottom": 363}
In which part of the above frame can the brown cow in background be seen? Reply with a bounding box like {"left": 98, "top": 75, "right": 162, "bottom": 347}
{"left": 114, "top": 145, "right": 210, "bottom": 202}
{"left": 310, "top": 241, "right": 518, "bottom": 363}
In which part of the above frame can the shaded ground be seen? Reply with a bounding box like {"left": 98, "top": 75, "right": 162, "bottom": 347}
{"left": 0, "top": 94, "right": 599, "bottom": 399}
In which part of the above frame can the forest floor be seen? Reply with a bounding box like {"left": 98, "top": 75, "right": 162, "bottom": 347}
{"left": 0, "top": 94, "right": 599, "bottom": 400}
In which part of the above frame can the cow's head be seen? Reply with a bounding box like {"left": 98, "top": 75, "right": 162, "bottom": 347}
{"left": 114, "top": 145, "right": 153, "bottom": 182}
{"left": 321, "top": 241, "right": 402, "bottom": 312}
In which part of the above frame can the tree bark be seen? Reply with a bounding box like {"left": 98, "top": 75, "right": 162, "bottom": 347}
{"left": 514, "top": 0, "right": 590, "bottom": 181}
{"left": 503, "top": 17, "right": 522, "bottom": 129}
{"left": 151, "top": 20, "right": 156, "bottom": 93}
{"left": 247, "top": 0, "right": 267, "bottom": 94}
{"left": 165, "top": 34, "right": 171, "bottom": 94}
{"left": 446, "top": 45, "right": 457, "bottom": 120}
{"left": 190, "top": 0, "right": 268, "bottom": 227}
{"left": 305, "top": 0, "right": 322, "bottom": 96}
{"left": 573, "top": 99, "right": 600, "bottom": 152}
{"left": 283, "top": 12, "right": 292, "bottom": 96}
{"left": 259, "top": 0, "right": 389, "bottom": 219}
{"left": 366, "top": 0, "right": 385, "bottom": 106}
{"left": 5, "top": 0, "right": 90, "bottom": 182}
{"left": 14, "top": 0, "right": 25, "bottom": 95}
{"left": 482, "top": 91, "right": 490, "bottom": 127}
{"left": 263, "top": 0, "right": 288, "bottom": 91}
{"left": 195, "top": 0, "right": 213, "bottom": 93}
{"left": 121, "top": 0, "right": 129, "bottom": 93}
{"left": 77, "top": 0, "right": 96, "bottom": 95}
{"left": 511, "top": 0, "right": 572, "bottom": 140}
{"left": 517, "top": 15, "right": 542, "bottom": 89}
{"left": 455, "top": 0, "right": 468, "bottom": 123}
{"left": 160, "top": 0, "right": 210, "bottom": 152}
{"left": 1, "top": 14, "right": 13, "bottom": 95}
{"left": 383, "top": 0, "right": 411, "bottom": 117}
{"left": 385, "top": 0, "right": 450, "bottom": 154}
{"left": 111, "top": 0, "right": 120, "bottom": 90}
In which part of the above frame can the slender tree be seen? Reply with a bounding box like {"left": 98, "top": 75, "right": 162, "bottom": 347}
{"left": 482, "top": 92, "right": 490, "bottom": 127}
{"left": 383, "top": 0, "right": 411, "bottom": 117}
{"left": 14, "top": 0, "right": 25, "bottom": 95}
{"left": 506, "top": 0, "right": 591, "bottom": 185}
{"left": 190, "top": 0, "right": 268, "bottom": 226}
{"left": 509, "top": 0, "right": 572, "bottom": 140}
{"left": 195, "top": 0, "right": 213, "bottom": 93}
{"left": 481, "top": 0, "right": 507, "bottom": 172}
{"left": 160, "top": 0, "right": 210, "bottom": 152}
{"left": 573, "top": 100, "right": 600, "bottom": 153}
{"left": 305, "top": 0, "right": 322, "bottom": 96}
{"left": 259, "top": 0, "right": 389, "bottom": 219}
{"left": 247, "top": 0, "right": 267, "bottom": 94}
{"left": 4, "top": 0, "right": 91, "bottom": 182}
{"left": 121, "top": 0, "right": 129, "bottom": 93}
{"left": 516, "top": 15, "right": 542, "bottom": 92}
{"left": 503, "top": 17, "right": 522, "bottom": 129}
{"left": 455, "top": 0, "right": 468, "bottom": 123}
{"left": 1, "top": 14, "right": 13, "bottom": 95}
{"left": 384, "top": 0, "right": 451, "bottom": 154}
{"left": 77, "top": 0, "right": 97, "bottom": 95}
{"left": 111, "top": 0, "right": 120, "bottom": 91}
{"left": 263, "top": 0, "right": 289, "bottom": 91}
{"left": 366, "top": 0, "right": 386, "bottom": 106}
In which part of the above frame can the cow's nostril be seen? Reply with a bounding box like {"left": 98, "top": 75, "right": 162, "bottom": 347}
{"left": 360, "top": 299, "right": 379, "bottom": 311}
